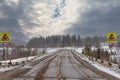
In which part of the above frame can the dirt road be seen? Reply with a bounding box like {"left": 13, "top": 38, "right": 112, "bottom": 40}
{"left": 0, "top": 49, "right": 119, "bottom": 80}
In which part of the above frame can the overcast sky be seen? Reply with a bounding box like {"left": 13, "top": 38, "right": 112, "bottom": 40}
{"left": 0, "top": 0, "right": 120, "bottom": 41}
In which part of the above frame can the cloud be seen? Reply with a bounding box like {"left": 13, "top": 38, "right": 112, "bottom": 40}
{"left": 0, "top": 0, "right": 28, "bottom": 41}
{"left": 65, "top": 0, "right": 120, "bottom": 37}
{"left": 0, "top": 0, "right": 120, "bottom": 41}
{"left": 20, "top": 0, "right": 86, "bottom": 38}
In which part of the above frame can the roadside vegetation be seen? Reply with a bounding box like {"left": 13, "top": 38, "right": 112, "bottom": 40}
{"left": 81, "top": 44, "right": 119, "bottom": 68}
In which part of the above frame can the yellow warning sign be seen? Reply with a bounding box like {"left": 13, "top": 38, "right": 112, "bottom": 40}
{"left": 107, "top": 32, "right": 117, "bottom": 42}
{"left": 0, "top": 32, "right": 10, "bottom": 42}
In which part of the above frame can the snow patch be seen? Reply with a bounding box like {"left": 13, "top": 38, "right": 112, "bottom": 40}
{"left": 75, "top": 53, "right": 120, "bottom": 79}
{"left": 92, "top": 63, "right": 120, "bottom": 79}
{"left": 0, "top": 56, "right": 36, "bottom": 63}
{"left": 74, "top": 47, "right": 84, "bottom": 53}
{"left": 0, "top": 48, "right": 59, "bottom": 72}
{"left": 0, "top": 66, "right": 19, "bottom": 72}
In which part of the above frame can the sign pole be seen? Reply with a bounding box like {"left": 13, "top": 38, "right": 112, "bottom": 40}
{"left": 9, "top": 44, "right": 11, "bottom": 65}
{"left": 109, "top": 43, "right": 113, "bottom": 67}
{"left": 0, "top": 32, "right": 10, "bottom": 63}
{"left": 107, "top": 32, "right": 117, "bottom": 67}
{"left": 2, "top": 43, "right": 5, "bottom": 60}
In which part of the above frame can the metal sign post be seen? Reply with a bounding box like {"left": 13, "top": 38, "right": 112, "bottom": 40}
{"left": 2, "top": 43, "right": 5, "bottom": 60}
{"left": 108, "top": 43, "right": 113, "bottom": 67}
{"left": 0, "top": 32, "right": 10, "bottom": 64}
{"left": 107, "top": 32, "right": 117, "bottom": 67}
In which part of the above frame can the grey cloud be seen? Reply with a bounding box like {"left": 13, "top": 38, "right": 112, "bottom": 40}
{"left": 0, "top": 0, "right": 54, "bottom": 41}
{"left": 1, "top": 0, "right": 120, "bottom": 41}
{"left": 65, "top": 0, "right": 120, "bottom": 37}
{"left": 0, "top": 0, "right": 28, "bottom": 41}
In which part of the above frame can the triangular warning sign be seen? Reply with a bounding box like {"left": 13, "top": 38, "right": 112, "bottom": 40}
{"left": 1, "top": 33, "right": 9, "bottom": 41}
{"left": 108, "top": 33, "right": 116, "bottom": 41}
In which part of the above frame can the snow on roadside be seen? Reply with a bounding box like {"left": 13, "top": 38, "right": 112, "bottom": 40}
{"left": 0, "top": 48, "right": 58, "bottom": 72}
{"left": 75, "top": 51, "right": 120, "bottom": 79}
{"left": 72, "top": 47, "right": 97, "bottom": 54}
{"left": 35, "top": 50, "right": 58, "bottom": 60}
{"left": 0, "top": 48, "right": 59, "bottom": 63}
{"left": 0, "top": 56, "right": 36, "bottom": 72}
{"left": 73, "top": 47, "right": 84, "bottom": 53}
{"left": 82, "top": 56, "right": 120, "bottom": 79}
{"left": 92, "top": 63, "right": 120, "bottom": 79}
{"left": 0, "top": 65, "right": 20, "bottom": 72}
{"left": 0, "top": 56, "right": 36, "bottom": 63}
{"left": 46, "top": 48, "right": 59, "bottom": 53}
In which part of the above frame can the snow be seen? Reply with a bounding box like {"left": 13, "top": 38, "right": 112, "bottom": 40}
{"left": 92, "top": 63, "right": 120, "bottom": 79}
{"left": 0, "top": 65, "right": 19, "bottom": 72}
{"left": 1, "top": 46, "right": 119, "bottom": 75}
{"left": 0, "top": 56, "right": 36, "bottom": 63}
{"left": 68, "top": 47, "right": 97, "bottom": 54}
{"left": 0, "top": 48, "right": 59, "bottom": 72}
{"left": 100, "top": 42, "right": 117, "bottom": 52}
{"left": 46, "top": 48, "right": 59, "bottom": 53}
{"left": 0, "top": 48, "right": 13, "bottom": 55}
{"left": 73, "top": 47, "right": 84, "bottom": 53}
{"left": 0, "top": 56, "right": 36, "bottom": 72}
{"left": 38, "top": 47, "right": 120, "bottom": 79}
{"left": 75, "top": 52, "right": 120, "bottom": 79}
{"left": 0, "top": 48, "right": 59, "bottom": 63}
{"left": 73, "top": 46, "right": 120, "bottom": 79}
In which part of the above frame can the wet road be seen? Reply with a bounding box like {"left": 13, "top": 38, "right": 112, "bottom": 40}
{"left": 2, "top": 49, "right": 119, "bottom": 80}
{"left": 39, "top": 50, "right": 108, "bottom": 80}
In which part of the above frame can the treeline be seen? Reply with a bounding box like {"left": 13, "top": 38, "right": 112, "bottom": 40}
{"left": 27, "top": 35, "right": 106, "bottom": 48}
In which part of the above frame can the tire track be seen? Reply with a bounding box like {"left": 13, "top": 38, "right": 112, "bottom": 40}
{"left": 3, "top": 52, "right": 58, "bottom": 80}
{"left": 35, "top": 53, "right": 61, "bottom": 80}
{"left": 68, "top": 53, "right": 90, "bottom": 80}
{"left": 72, "top": 51, "right": 119, "bottom": 80}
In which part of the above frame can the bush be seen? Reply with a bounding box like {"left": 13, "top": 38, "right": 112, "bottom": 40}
{"left": 32, "top": 52, "right": 38, "bottom": 56}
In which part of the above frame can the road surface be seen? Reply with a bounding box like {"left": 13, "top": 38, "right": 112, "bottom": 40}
{"left": 0, "top": 49, "right": 119, "bottom": 80}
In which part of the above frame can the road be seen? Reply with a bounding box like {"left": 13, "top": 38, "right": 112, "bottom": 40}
{"left": 0, "top": 49, "right": 119, "bottom": 80}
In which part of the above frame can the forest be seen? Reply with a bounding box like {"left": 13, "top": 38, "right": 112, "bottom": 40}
{"left": 27, "top": 35, "right": 106, "bottom": 48}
